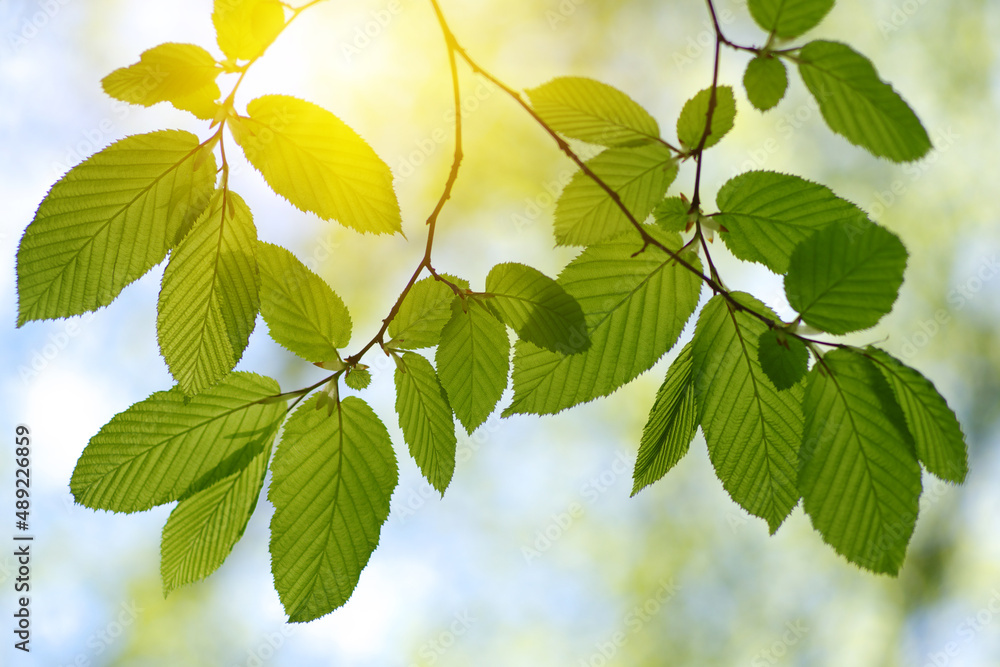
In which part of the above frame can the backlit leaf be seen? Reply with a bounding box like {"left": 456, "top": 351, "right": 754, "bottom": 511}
{"left": 17, "top": 130, "right": 215, "bottom": 325}
{"left": 798, "top": 41, "right": 932, "bottom": 162}
{"left": 387, "top": 275, "right": 468, "bottom": 349}
{"left": 213, "top": 0, "right": 286, "bottom": 61}
{"left": 257, "top": 241, "right": 352, "bottom": 362}
{"left": 436, "top": 299, "right": 510, "bottom": 433}
{"left": 526, "top": 76, "right": 661, "bottom": 147}
{"left": 631, "top": 342, "right": 697, "bottom": 496}
{"left": 102, "top": 42, "right": 221, "bottom": 119}
{"left": 784, "top": 220, "right": 907, "bottom": 334}
{"left": 692, "top": 293, "right": 804, "bottom": 532}
{"left": 395, "top": 352, "right": 457, "bottom": 495}
{"left": 748, "top": 0, "right": 834, "bottom": 38}
{"left": 161, "top": 438, "right": 272, "bottom": 595}
{"left": 800, "top": 349, "right": 921, "bottom": 574}
{"left": 484, "top": 262, "right": 586, "bottom": 353}
{"left": 230, "top": 95, "right": 402, "bottom": 234}
{"left": 677, "top": 86, "right": 736, "bottom": 151}
{"left": 505, "top": 227, "right": 702, "bottom": 416}
{"left": 158, "top": 189, "right": 260, "bottom": 395}
{"left": 70, "top": 372, "right": 283, "bottom": 513}
{"left": 867, "top": 348, "right": 968, "bottom": 483}
{"left": 743, "top": 55, "right": 788, "bottom": 111}
{"left": 757, "top": 329, "right": 809, "bottom": 391}
{"left": 269, "top": 396, "right": 397, "bottom": 622}
{"left": 554, "top": 143, "right": 676, "bottom": 246}
{"left": 716, "top": 170, "right": 871, "bottom": 274}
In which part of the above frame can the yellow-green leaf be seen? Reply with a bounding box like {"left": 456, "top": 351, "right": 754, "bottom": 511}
{"left": 157, "top": 189, "right": 260, "bottom": 395}
{"left": 102, "top": 43, "right": 221, "bottom": 119}
{"left": 230, "top": 95, "right": 402, "bottom": 235}
{"left": 213, "top": 0, "right": 286, "bottom": 61}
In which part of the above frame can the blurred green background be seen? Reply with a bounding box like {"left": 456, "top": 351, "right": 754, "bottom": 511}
{"left": 2, "top": 0, "right": 999, "bottom": 665}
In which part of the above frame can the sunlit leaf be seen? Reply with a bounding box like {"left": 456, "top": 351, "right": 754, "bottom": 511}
{"left": 102, "top": 42, "right": 221, "bottom": 119}
{"left": 158, "top": 189, "right": 260, "bottom": 396}
{"left": 269, "top": 396, "right": 397, "bottom": 622}
{"left": 554, "top": 143, "right": 676, "bottom": 246}
{"left": 526, "top": 76, "right": 661, "bottom": 146}
{"left": 436, "top": 299, "right": 510, "bottom": 433}
{"left": 484, "top": 262, "right": 586, "bottom": 352}
{"left": 867, "top": 348, "right": 968, "bottom": 483}
{"left": 17, "top": 131, "right": 215, "bottom": 325}
{"left": 257, "top": 241, "right": 352, "bottom": 362}
{"left": 653, "top": 196, "right": 690, "bottom": 234}
{"left": 395, "top": 352, "right": 457, "bottom": 495}
{"left": 798, "top": 40, "right": 932, "bottom": 162}
{"left": 71, "top": 372, "right": 283, "bottom": 513}
{"left": 230, "top": 94, "right": 402, "bottom": 234}
{"left": 757, "top": 329, "right": 808, "bottom": 391}
{"left": 747, "top": 0, "right": 834, "bottom": 38}
{"left": 784, "top": 220, "right": 907, "bottom": 334}
{"left": 213, "top": 0, "right": 286, "bottom": 61}
{"left": 693, "top": 293, "right": 804, "bottom": 532}
{"left": 716, "top": 170, "right": 871, "bottom": 274}
{"left": 800, "top": 349, "right": 921, "bottom": 574}
{"left": 505, "top": 227, "right": 702, "bottom": 416}
{"left": 631, "top": 342, "right": 697, "bottom": 496}
{"left": 387, "top": 275, "right": 468, "bottom": 349}
{"left": 161, "top": 438, "right": 272, "bottom": 595}
{"left": 743, "top": 55, "right": 788, "bottom": 111}
{"left": 677, "top": 85, "right": 736, "bottom": 150}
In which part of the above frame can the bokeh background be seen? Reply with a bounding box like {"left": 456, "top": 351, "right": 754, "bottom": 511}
{"left": 2, "top": 0, "right": 999, "bottom": 665}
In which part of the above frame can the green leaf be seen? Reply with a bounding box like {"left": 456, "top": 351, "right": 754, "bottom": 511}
{"left": 757, "top": 329, "right": 809, "bottom": 391}
{"left": 484, "top": 262, "right": 586, "bottom": 353}
{"left": 70, "top": 372, "right": 283, "bottom": 513}
{"left": 554, "top": 143, "right": 677, "bottom": 246}
{"left": 784, "top": 220, "right": 907, "bottom": 334}
{"left": 526, "top": 76, "right": 661, "bottom": 147}
{"left": 102, "top": 43, "right": 221, "bottom": 119}
{"left": 676, "top": 85, "right": 736, "bottom": 151}
{"left": 213, "top": 0, "right": 286, "bottom": 61}
{"left": 800, "top": 349, "right": 921, "bottom": 574}
{"left": 257, "top": 241, "right": 352, "bottom": 362}
{"left": 797, "top": 41, "right": 932, "bottom": 162}
{"left": 160, "top": 437, "right": 272, "bottom": 595}
{"left": 387, "top": 275, "right": 468, "bottom": 349}
{"left": 395, "top": 352, "right": 457, "bottom": 495}
{"left": 158, "top": 189, "right": 260, "bottom": 396}
{"left": 269, "top": 396, "right": 397, "bottom": 622}
{"left": 230, "top": 95, "right": 402, "bottom": 235}
{"left": 716, "top": 170, "right": 871, "bottom": 274}
{"left": 692, "top": 293, "right": 804, "bottom": 532}
{"left": 747, "top": 0, "right": 834, "bottom": 38}
{"left": 631, "top": 342, "right": 697, "bottom": 496}
{"left": 436, "top": 300, "right": 510, "bottom": 433}
{"left": 743, "top": 55, "right": 788, "bottom": 111}
{"left": 653, "top": 196, "right": 691, "bottom": 234}
{"left": 16, "top": 130, "right": 216, "bottom": 326}
{"left": 344, "top": 367, "right": 372, "bottom": 390}
{"left": 867, "top": 348, "right": 968, "bottom": 483}
{"left": 505, "top": 227, "right": 702, "bottom": 416}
